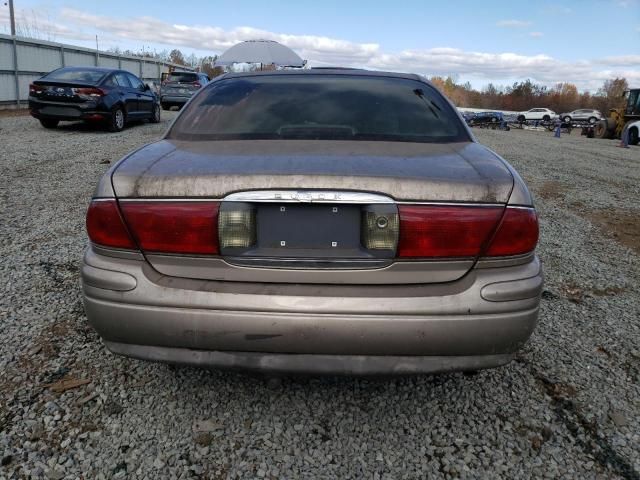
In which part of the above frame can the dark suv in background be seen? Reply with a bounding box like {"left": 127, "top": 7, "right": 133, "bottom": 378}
{"left": 467, "top": 111, "right": 510, "bottom": 130}
{"left": 160, "top": 71, "right": 210, "bottom": 110}
{"left": 28, "top": 67, "right": 160, "bottom": 132}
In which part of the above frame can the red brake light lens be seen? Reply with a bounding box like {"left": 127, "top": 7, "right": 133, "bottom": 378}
{"left": 120, "top": 201, "right": 220, "bottom": 255}
{"left": 485, "top": 207, "right": 538, "bottom": 256}
{"left": 86, "top": 199, "right": 137, "bottom": 250}
{"left": 398, "top": 205, "right": 503, "bottom": 258}
{"left": 29, "top": 83, "right": 44, "bottom": 95}
{"left": 192, "top": 81, "right": 201, "bottom": 88}
{"left": 73, "top": 87, "right": 105, "bottom": 98}
{"left": 397, "top": 205, "right": 538, "bottom": 259}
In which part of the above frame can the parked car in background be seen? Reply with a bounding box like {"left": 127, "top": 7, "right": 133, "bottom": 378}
{"left": 560, "top": 109, "right": 603, "bottom": 124}
{"left": 517, "top": 108, "right": 557, "bottom": 122}
{"left": 468, "top": 111, "right": 502, "bottom": 126}
{"left": 82, "top": 69, "right": 541, "bottom": 375}
{"left": 160, "top": 71, "right": 210, "bottom": 110}
{"left": 29, "top": 67, "right": 160, "bottom": 132}
{"left": 460, "top": 111, "right": 476, "bottom": 124}
{"left": 145, "top": 80, "right": 160, "bottom": 94}
{"left": 624, "top": 119, "right": 640, "bottom": 145}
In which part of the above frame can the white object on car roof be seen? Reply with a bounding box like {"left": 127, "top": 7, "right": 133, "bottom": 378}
{"left": 216, "top": 40, "right": 306, "bottom": 67}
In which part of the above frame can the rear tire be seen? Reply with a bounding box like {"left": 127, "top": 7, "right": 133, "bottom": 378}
{"left": 107, "top": 106, "right": 125, "bottom": 132}
{"left": 150, "top": 104, "right": 161, "bottom": 123}
{"left": 594, "top": 119, "right": 612, "bottom": 139}
{"left": 542, "top": 115, "right": 550, "bottom": 122}
{"left": 563, "top": 116, "right": 571, "bottom": 123}
{"left": 517, "top": 115, "right": 526, "bottom": 123}
{"left": 629, "top": 126, "right": 639, "bottom": 146}
{"left": 39, "top": 118, "right": 59, "bottom": 129}
{"left": 161, "top": 103, "right": 170, "bottom": 111}
{"left": 588, "top": 116, "right": 597, "bottom": 125}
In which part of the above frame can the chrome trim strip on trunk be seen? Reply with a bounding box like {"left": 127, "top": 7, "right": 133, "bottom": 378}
{"left": 224, "top": 257, "right": 392, "bottom": 270}
{"left": 223, "top": 190, "right": 395, "bottom": 204}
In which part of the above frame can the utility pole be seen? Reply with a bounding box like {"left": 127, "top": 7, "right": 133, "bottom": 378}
{"left": 8, "top": 0, "right": 16, "bottom": 36}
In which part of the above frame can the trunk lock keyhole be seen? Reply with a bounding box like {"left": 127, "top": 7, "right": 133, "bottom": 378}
{"left": 376, "top": 216, "right": 389, "bottom": 229}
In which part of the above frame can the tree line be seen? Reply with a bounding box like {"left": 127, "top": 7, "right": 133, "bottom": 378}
{"left": 429, "top": 76, "right": 630, "bottom": 113}
{"left": 110, "top": 46, "right": 631, "bottom": 114}
{"left": 105, "top": 47, "right": 225, "bottom": 79}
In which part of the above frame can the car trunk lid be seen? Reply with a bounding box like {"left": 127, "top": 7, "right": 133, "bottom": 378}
{"left": 111, "top": 139, "right": 514, "bottom": 284}
{"left": 161, "top": 73, "right": 201, "bottom": 94}
{"left": 112, "top": 139, "right": 513, "bottom": 201}
{"left": 31, "top": 80, "right": 102, "bottom": 104}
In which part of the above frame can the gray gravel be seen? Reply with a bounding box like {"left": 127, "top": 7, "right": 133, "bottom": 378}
{"left": 1, "top": 114, "right": 639, "bottom": 479}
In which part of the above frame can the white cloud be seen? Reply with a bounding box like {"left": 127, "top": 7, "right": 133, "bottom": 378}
{"left": 595, "top": 55, "right": 640, "bottom": 66}
{"left": 3, "top": 7, "right": 637, "bottom": 92}
{"left": 59, "top": 8, "right": 380, "bottom": 65}
{"left": 529, "top": 32, "right": 544, "bottom": 37}
{"left": 496, "top": 19, "right": 532, "bottom": 28}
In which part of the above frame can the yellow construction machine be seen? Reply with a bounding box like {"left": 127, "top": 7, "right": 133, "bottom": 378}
{"left": 594, "top": 88, "right": 640, "bottom": 144}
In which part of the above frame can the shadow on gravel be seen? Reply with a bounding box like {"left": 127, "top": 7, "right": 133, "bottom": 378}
{"left": 52, "top": 120, "right": 152, "bottom": 134}
{"left": 163, "top": 363, "right": 469, "bottom": 389}
{"left": 519, "top": 357, "right": 640, "bottom": 480}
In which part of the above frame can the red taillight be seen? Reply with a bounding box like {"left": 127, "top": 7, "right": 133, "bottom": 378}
{"left": 192, "top": 81, "right": 201, "bottom": 88}
{"left": 73, "top": 87, "right": 105, "bottom": 98}
{"left": 485, "top": 207, "right": 538, "bottom": 257}
{"left": 398, "top": 205, "right": 503, "bottom": 258}
{"left": 120, "top": 201, "right": 220, "bottom": 255}
{"left": 86, "top": 199, "right": 137, "bottom": 250}
{"left": 29, "top": 83, "right": 43, "bottom": 95}
{"left": 397, "top": 205, "right": 538, "bottom": 259}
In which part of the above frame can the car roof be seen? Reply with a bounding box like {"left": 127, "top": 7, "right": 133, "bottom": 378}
{"left": 55, "top": 66, "right": 119, "bottom": 73}
{"left": 220, "top": 68, "right": 425, "bottom": 83}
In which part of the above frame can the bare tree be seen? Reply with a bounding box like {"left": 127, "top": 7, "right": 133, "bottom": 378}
{"left": 168, "top": 49, "right": 187, "bottom": 66}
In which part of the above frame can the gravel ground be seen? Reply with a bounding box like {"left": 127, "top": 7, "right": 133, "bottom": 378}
{"left": 1, "top": 114, "right": 639, "bottom": 479}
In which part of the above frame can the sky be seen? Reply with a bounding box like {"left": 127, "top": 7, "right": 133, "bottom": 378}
{"left": 1, "top": 0, "right": 639, "bottom": 91}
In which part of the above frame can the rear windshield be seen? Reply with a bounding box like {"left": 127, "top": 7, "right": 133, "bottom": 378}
{"left": 167, "top": 75, "right": 469, "bottom": 143}
{"left": 45, "top": 68, "right": 106, "bottom": 84}
{"left": 166, "top": 72, "right": 199, "bottom": 83}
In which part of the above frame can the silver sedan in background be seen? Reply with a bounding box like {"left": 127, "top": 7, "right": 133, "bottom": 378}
{"left": 82, "top": 70, "right": 542, "bottom": 375}
{"left": 560, "top": 109, "right": 603, "bottom": 124}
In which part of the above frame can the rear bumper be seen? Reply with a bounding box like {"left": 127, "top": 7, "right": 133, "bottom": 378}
{"left": 81, "top": 247, "right": 543, "bottom": 374}
{"left": 105, "top": 342, "right": 515, "bottom": 375}
{"left": 160, "top": 95, "right": 191, "bottom": 104}
{"left": 29, "top": 99, "right": 107, "bottom": 121}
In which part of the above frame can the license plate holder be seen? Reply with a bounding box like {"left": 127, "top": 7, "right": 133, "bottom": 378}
{"left": 257, "top": 204, "right": 360, "bottom": 251}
